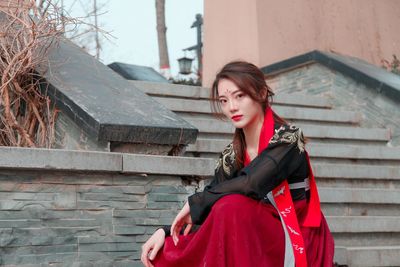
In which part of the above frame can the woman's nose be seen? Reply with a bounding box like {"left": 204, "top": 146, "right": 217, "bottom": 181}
{"left": 229, "top": 100, "right": 238, "bottom": 111}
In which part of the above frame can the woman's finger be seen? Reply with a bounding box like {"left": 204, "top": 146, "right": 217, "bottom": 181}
{"left": 148, "top": 255, "right": 155, "bottom": 267}
{"left": 140, "top": 245, "right": 147, "bottom": 265}
{"left": 146, "top": 249, "right": 155, "bottom": 267}
{"left": 172, "top": 222, "right": 180, "bottom": 245}
{"left": 183, "top": 223, "right": 192, "bottom": 236}
{"left": 172, "top": 219, "right": 183, "bottom": 246}
{"left": 171, "top": 217, "right": 179, "bottom": 243}
{"left": 149, "top": 242, "right": 161, "bottom": 261}
{"left": 141, "top": 245, "right": 152, "bottom": 267}
{"left": 171, "top": 221, "right": 177, "bottom": 245}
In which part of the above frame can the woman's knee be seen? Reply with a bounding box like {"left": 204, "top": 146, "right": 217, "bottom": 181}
{"left": 212, "top": 194, "right": 254, "bottom": 217}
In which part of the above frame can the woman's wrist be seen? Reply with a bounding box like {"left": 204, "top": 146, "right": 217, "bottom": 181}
{"left": 159, "top": 225, "right": 170, "bottom": 237}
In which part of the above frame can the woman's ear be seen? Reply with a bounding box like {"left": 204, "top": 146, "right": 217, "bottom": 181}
{"left": 261, "top": 89, "right": 268, "bottom": 100}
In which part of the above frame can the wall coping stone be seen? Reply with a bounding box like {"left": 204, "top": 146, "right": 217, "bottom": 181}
{"left": 261, "top": 50, "right": 400, "bottom": 103}
{"left": 0, "top": 146, "right": 214, "bottom": 176}
{"left": 123, "top": 153, "right": 214, "bottom": 176}
{"left": 38, "top": 39, "right": 197, "bottom": 145}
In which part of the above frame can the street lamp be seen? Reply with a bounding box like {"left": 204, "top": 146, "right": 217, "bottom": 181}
{"left": 177, "top": 56, "right": 193, "bottom": 75}
{"left": 177, "top": 14, "right": 203, "bottom": 80}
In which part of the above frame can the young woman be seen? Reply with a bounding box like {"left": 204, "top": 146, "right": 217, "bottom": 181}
{"left": 141, "top": 61, "right": 335, "bottom": 267}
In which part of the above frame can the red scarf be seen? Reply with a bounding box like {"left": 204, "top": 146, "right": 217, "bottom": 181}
{"left": 244, "top": 106, "right": 274, "bottom": 166}
{"left": 244, "top": 107, "right": 321, "bottom": 267}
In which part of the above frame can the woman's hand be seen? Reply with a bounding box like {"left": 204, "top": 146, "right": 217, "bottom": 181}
{"left": 171, "top": 201, "right": 193, "bottom": 246}
{"left": 141, "top": 228, "right": 166, "bottom": 267}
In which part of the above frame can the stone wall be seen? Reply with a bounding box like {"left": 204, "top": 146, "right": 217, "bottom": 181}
{"left": 267, "top": 63, "right": 400, "bottom": 146}
{"left": 0, "top": 148, "right": 214, "bottom": 267}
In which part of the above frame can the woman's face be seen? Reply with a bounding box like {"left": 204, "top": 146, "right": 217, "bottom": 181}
{"left": 217, "top": 78, "right": 264, "bottom": 130}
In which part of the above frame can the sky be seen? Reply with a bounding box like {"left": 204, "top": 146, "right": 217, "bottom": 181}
{"left": 63, "top": 0, "right": 203, "bottom": 78}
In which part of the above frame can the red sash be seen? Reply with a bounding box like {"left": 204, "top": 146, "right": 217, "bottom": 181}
{"left": 245, "top": 107, "right": 321, "bottom": 267}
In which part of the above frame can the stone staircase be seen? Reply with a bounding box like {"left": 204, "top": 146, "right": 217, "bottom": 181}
{"left": 132, "top": 80, "right": 400, "bottom": 266}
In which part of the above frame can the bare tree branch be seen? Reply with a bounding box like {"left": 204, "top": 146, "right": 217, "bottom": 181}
{"left": 0, "top": 0, "right": 63, "bottom": 147}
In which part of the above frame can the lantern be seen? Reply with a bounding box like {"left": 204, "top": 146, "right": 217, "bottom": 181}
{"left": 177, "top": 56, "right": 193, "bottom": 75}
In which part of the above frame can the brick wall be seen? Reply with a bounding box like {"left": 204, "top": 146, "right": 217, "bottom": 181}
{"left": 0, "top": 169, "right": 197, "bottom": 267}
{"left": 267, "top": 63, "right": 400, "bottom": 146}
{"left": 0, "top": 148, "right": 214, "bottom": 267}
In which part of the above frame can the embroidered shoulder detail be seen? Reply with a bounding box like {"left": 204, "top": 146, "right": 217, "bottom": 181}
{"left": 269, "top": 124, "right": 305, "bottom": 152}
{"left": 215, "top": 142, "right": 236, "bottom": 176}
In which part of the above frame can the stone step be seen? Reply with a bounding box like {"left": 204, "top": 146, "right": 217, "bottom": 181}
{"left": 187, "top": 138, "right": 231, "bottom": 154}
{"left": 274, "top": 106, "right": 361, "bottom": 125}
{"left": 342, "top": 245, "right": 400, "bottom": 267}
{"left": 322, "top": 202, "right": 400, "bottom": 216}
{"left": 313, "top": 163, "right": 400, "bottom": 181}
{"left": 308, "top": 143, "right": 400, "bottom": 162}
{"left": 330, "top": 216, "right": 400, "bottom": 251}
{"left": 320, "top": 188, "right": 400, "bottom": 216}
{"left": 180, "top": 117, "right": 234, "bottom": 134}
{"left": 328, "top": 216, "right": 400, "bottom": 233}
{"left": 182, "top": 118, "right": 388, "bottom": 142}
{"left": 153, "top": 97, "right": 361, "bottom": 124}
{"left": 274, "top": 94, "right": 332, "bottom": 109}
{"left": 318, "top": 179, "right": 400, "bottom": 191}
{"left": 320, "top": 187, "right": 400, "bottom": 205}
{"left": 132, "top": 80, "right": 210, "bottom": 99}
{"left": 196, "top": 134, "right": 388, "bottom": 147}
{"left": 133, "top": 80, "right": 333, "bottom": 109}
{"left": 298, "top": 123, "right": 390, "bottom": 143}
{"left": 187, "top": 138, "right": 393, "bottom": 159}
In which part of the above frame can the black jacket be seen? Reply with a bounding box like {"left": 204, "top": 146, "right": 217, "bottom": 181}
{"left": 162, "top": 123, "right": 309, "bottom": 235}
{"left": 188, "top": 123, "right": 309, "bottom": 225}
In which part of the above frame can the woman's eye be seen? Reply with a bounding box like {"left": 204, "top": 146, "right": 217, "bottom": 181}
{"left": 236, "top": 93, "right": 244, "bottom": 98}
{"left": 219, "top": 99, "right": 227, "bottom": 104}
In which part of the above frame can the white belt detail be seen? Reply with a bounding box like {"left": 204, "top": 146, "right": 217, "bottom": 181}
{"left": 266, "top": 192, "right": 295, "bottom": 267}
{"left": 288, "top": 178, "right": 309, "bottom": 191}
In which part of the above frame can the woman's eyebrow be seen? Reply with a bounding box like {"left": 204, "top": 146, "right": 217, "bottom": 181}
{"left": 231, "top": 89, "right": 241, "bottom": 95}
{"left": 219, "top": 89, "right": 241, "bottom": 98}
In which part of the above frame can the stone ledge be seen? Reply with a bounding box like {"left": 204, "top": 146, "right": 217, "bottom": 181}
{"left": 0, "top": 147, "right": 214, "bottom": 176}
{"left": 0, "top": 146, "right": 121, "bottom": 172}
{"left": 122, "top": 153, "right": 214, "bottom": 176}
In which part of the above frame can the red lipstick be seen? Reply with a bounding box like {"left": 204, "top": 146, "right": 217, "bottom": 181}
{"left": 231, "top": 115, "right": 243, "bottom": 121}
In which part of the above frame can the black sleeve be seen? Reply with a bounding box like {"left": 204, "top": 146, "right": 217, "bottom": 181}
{"left": 158, "top": 153, "right": 229, "bottom": 237}
{"left": 161, "top": 225, "right": 171, "bottom": 236}
{"left": 188, "top": 141, "right": 306, "bottom": 225}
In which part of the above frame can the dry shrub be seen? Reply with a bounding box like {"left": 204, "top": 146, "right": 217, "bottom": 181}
{"left": 0, "top": 0, "right": 71, "bottom": 147}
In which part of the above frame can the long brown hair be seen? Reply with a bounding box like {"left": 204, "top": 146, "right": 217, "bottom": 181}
{"left": 210, "top": 61, "right": 285, "bottom": 169}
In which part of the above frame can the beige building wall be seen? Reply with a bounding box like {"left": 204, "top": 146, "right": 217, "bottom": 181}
{"left": 203, "top": 0, "right": 400, "bottom": 86}
{"left": 203, "top": 0, "right": 260, "bottom": 85}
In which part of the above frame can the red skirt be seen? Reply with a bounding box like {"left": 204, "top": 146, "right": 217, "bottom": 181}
{"left": 153, "top": 194, "right": 334, "bottom": 267}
